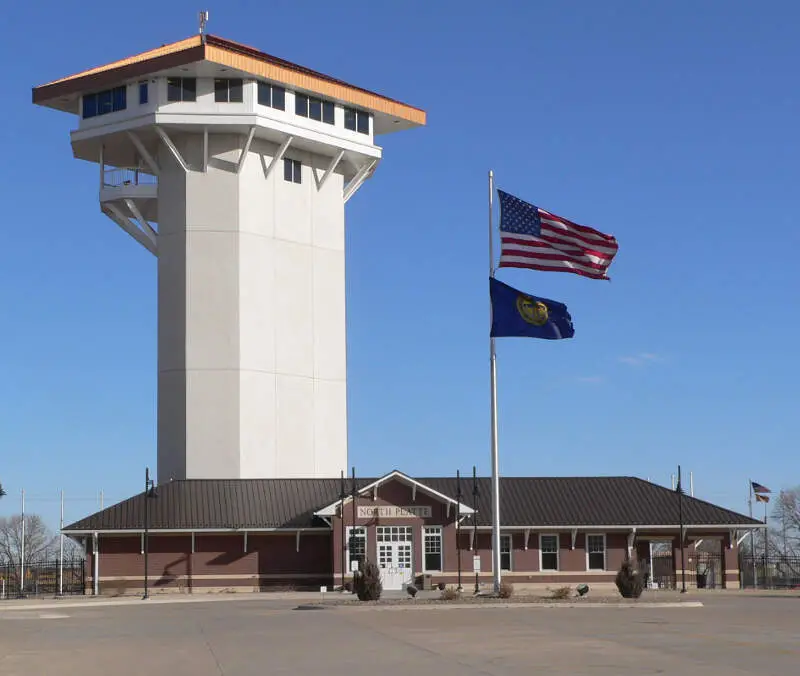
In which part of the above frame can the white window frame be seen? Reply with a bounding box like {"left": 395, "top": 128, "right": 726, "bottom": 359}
{"left": 500, "top": 534, "right": 512, "bottom": 571}
{"left": 346, "top": 526, "right": 366, "bottom": 567}
{"left": 586, "top": 533, "right": 607, "bottom": 571}
{"left": 539, "top": 533, "right": 560, "bottom": 571}
{"left": 423, "top": 526, "right": 443, "bottom": 572}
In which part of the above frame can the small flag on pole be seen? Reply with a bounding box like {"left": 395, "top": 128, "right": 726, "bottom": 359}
{"left": 497, "top": 190, "right": 618, "bottom": 280}
{"left": 751, "top": 481, "right": 771, "bottom": 494}
{"left": 490, "top": 278, "right": 574, "bottom": 340}
{"left": 755, "top": 493, "right": 770, "bottom": 503}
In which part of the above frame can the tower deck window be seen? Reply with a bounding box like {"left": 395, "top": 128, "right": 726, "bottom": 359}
{"left": 139, "top": 82, "right": 148, "bottom": 105}
{"left": 82, "top": 85, "right": 127, "bottom": 119}
{"left": 214, "top": 78, "right": 243, "bottom": 103}
{"left": 344, "top": 107, "right": 371, "bottom": 135}
{"left": 295, "top": 93, "right": 334, "bottom": 125}
{"left": 283, "top": 158, "right": 301, "bottom": 184}
{"left": 257, "top": 82, "right": 286, "bottom": 110}
{"left": 167, "top": 77, "right": 196, "bottom": 102}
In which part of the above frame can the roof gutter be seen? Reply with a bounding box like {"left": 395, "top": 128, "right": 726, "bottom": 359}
{"left": 61, "top": 526, "right": 332, "bottom": 536}
{"left": 469, "top": 524, "right": 766, "bottom": 531}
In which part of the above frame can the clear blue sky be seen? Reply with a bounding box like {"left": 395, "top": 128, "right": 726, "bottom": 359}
{"left": 2, "top": 1, "right": 798, "bottom": 530}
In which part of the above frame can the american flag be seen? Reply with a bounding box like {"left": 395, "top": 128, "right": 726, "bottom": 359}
{"left": 497, "top": 190, "right": 619, "bottom": 280}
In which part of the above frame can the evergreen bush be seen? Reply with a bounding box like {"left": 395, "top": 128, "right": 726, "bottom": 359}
{"left": 615, "top": 559, "right": 645, "bottom": 598}
{"left": 353, "top": 558, "right": 382, "bottom": 601}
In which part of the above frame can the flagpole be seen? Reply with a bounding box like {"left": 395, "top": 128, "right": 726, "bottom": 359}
{"left": 488, "top": 169, "right": 502, "bottom": 594}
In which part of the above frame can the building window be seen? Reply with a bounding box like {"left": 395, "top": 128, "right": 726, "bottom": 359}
{"left": 214, "top": 78, "right": 243, "bottom": 103}
{"left": 284, "top": 158, "right": 301, "bottom": 184}
{"left": 344, "top": 107, "right": 371, "bottom": 135}
{"left": 540, "top": 534, "right": 559, "bottom": 571}
{"left": 167, "top": 77, "right": 197, "bottom": 102}
{"left": 376, "top": 526, "right": 413, "bottom": 542}
{"left": 295, "top": 93, "right": 335, "bottom": 125}
{"left": 424, "top": 527, "right": 442, "bottom": 571}
{"left": 82, "top": 86, "right": 127, "bottom": 119}
{"left": 500, "top": 534, "right": 512, "bottom": 571}
{"left": 257, "top": 82, "right": 285, "bottom": 110}
{"left": 346, "top": 526, "right": 366, "bottom": 569}
{"left": 138, "top": 82, "right": 148, "bottom": 105}
{"left": 587, "top": 534, "right": 606, "bottom": 571}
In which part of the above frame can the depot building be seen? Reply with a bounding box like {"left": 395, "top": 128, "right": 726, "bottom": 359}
{"left": 62, "top": 471, "right": 762, "bottom": 595}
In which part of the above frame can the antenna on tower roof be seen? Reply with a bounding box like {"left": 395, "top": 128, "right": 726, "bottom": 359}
{"left": 199, "top": 10, "right": 210, "bottom": 40}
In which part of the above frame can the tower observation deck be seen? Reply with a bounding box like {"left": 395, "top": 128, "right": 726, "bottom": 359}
{"left": 33, "top": 34, "right": 425, "bottom": 482}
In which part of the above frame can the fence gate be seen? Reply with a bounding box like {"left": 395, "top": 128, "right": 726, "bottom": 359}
{"left": 650, "top": 553, "right": 676, "bottom": 590}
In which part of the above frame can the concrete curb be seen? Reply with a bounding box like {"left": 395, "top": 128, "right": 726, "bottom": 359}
{"left": 331, "top": 601, "right": 704, "bottom": 611}
{"left": 0, "top": 593, "right": 321, "bottom": 613}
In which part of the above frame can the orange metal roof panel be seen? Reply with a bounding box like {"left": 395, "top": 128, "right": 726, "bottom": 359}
{"left": 32, "top": 34, "right": 425, "bottom": 125}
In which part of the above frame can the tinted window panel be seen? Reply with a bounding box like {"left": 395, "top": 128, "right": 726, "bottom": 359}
{"left": 214, "top": 79, "right": 228, "bottom": 102}
{"left": 322, "top": 101, "right": 335, "bottom": 125}
{"left": 82, "top": 94, "right": 97, "bottom": 118}
{"left": 295, "top": 93, "right": 308, "bottom": 116}
{"left": 309, "top": 98, "right": 322, "bottom": 121}
{"left": 112, "top": 86, "right": 126, "bottom": 112}
{"left": 98, "top": 90, "right": 113, "bottom": 114}
{"left": 182, "top": 78, "right": 197, "bottom": 102}
{"left": 167, "top": 78, "right": 182, "bottom": 101}
{"left": 272, "top": 86, "right": 285, "bottom": 110}
{"left": 139, "top": 82, "right": 148, "bottom": 104}
{"left": 344, "top": 108, "right": 356, "bottom": 131}
{"left": 357, "top": 112, "right": 369, "bottom": 134}
{"left": 229, "top": 79, "right": 243, "bottom": 103}
{"left": 257, "top": 82, "right": 270, "bottom": 106}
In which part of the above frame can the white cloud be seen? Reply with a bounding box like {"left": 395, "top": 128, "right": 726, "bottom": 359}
{"left": 618, "top": 352, "right": 662, "bottom": 367}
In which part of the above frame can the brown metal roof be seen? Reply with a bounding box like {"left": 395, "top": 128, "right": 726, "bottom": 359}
{"left": 63, "top": 475, "right": 760, "bottom": 533}
{"left": 32, "top": 34, "right": 425, "bottom": 125}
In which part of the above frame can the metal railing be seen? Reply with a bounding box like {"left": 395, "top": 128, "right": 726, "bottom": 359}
{"left": 103, "top": 166, "right": 157, "bottom": 188}
{"left": 740, "top": 555, "right": 800, "bottom": 589}
{"left": 0, "top": 558, "right": 86, "bottom": 599}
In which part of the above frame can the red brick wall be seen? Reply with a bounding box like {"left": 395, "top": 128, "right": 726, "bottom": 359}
{"left": 92, "top": 532, "right": 332, "bottom": 594}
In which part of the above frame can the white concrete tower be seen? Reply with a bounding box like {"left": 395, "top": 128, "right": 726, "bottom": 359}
{"left": 33, "top": 33, "right": 425, "bottom": 481}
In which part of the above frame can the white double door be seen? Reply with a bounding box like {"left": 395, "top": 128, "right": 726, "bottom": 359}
{"left": 377, "top": 526, "right": 414, "bottom": 590}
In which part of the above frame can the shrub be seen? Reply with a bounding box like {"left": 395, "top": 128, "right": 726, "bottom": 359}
{"left": 353, "top": 558, "right": 382, "bottom": 601}
{"left": 498, "top": 581, "right": 514, "bottom": 599}
{"left": 440, "top": 586, "right": 461, "bottom": 601}
{"left": 615, "top": 559, "right": 645, "bottom": 599}
{"left": 548, "top": 585, "right": 572, "bottom": 600}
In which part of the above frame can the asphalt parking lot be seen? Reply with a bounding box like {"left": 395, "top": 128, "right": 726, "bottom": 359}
{"left": 0, "top": 594, "right": 797, "bottom": 675}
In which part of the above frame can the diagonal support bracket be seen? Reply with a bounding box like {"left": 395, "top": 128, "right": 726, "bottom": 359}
{"left": 103, "top": 204, "right": 157, "bottom": 256}
{"left": 317, "top": 150, "right": 345, "bottom": 190}
{"left": 343, "top": 159, "right": 377, "bottom": 203}
{"left": 124, "top": 199, "right": 157, "bottom": 245}
{"left": 126, "top": 131, "right": 159, "bottom": 176}
{"left": 154, "top": 126, "right": 188, "bottom": 172}
{"left": 236, "top": 126, "right": 257, "bottom": 174}
{"left": 261, "top": 135, "right": 293, "bottom": 180}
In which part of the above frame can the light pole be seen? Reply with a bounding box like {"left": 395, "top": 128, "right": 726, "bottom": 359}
{"left": 456, "top": 470, "right": 463, "bottom": 592}
{"left": 142, "top": 467, "right": 157, "bottom": 600}
{"left": 472, "top": 466, "right": 479, "bottom": 595}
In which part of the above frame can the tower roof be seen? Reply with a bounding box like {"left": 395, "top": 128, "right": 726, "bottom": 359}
{"left": 32, "top": 34, "right": 426, "bottom": 132}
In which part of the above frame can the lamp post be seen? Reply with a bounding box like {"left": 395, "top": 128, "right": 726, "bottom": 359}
{"left": 677, "top": 465, "right": 686, "bottom": 594}
{"left": 472, "top": 466, "right": 479, "bottom": 595}
{"left": 456, "top": 470, "right": 463, "bottom": 592}
{"left": 142, "top": 467, "right": 157, "bottom": 600}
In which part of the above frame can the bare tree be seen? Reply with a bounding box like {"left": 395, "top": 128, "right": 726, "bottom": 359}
{"left": 0, "top": 514, "right": 58, "bottom": 566}
{"left": 770, "top": 489, "right": 800, "bottom": 557}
